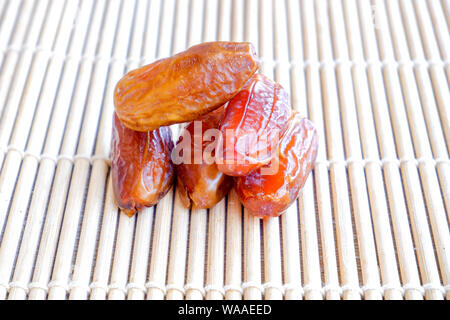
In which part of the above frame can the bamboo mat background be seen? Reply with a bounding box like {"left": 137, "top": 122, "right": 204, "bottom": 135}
{"left": 0, "top": 0, "right": 448, "bottom": 300}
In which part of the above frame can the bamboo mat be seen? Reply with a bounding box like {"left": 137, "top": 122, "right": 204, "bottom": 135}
{"left": 0, "top": 0, "right": 448, "bottom": 301}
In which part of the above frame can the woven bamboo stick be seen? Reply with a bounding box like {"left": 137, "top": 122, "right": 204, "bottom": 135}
{"left": 440, "top": 0, "right": 450, "bottom": 27}
{"left": 405, "top": 0, "right": 449, "bottom": 217}
{"left": 399, "top": 0, "right": 449, "bottom": 223}
{"left": 0, "top": 0, "right": 51, "bottom": 164}
{"left": 89, "top": 175, "right": 118, "bottom": 300}
{"left": 341, "top": 0, "right": 404, "bottom": 300}
{"left": 283, "top": 0, "right": 324, "bottom": 301}
{"left": 185, "top": 208, "right": 208, "bottom": 300}
{"left": 166, "top": 191, "right": 190, "bottom": 300}
{"left": 27, "top": 0, "right": 109, "bottom": 300}
{"left": 0, "top": 0, "right": 33, "bottom": 116}
{"left": 412, "top": 1, "right": 450, "bottom": 150}
{"left": 420, "top": 0, "right": 450, "bottom": 86}
{"left": 328, "top": 0, "right": 384, "bottom": 300}
{"left": 371, "top": 0, "right": 444, "bottom": 300}
{"left": 385, "top": 0, "right": 449, "bottom": 297}
{"left": 0, "top": 0, "right": 50, "bottom": 247}
{"left": 6, "top": 0, "right": 95, "bottom": 300}
{"left": 43, "top": 0, "right": 121, "bottom": 300}
{"left": 410, "top": 0, "right": 450, "bottom": 223}
{"left": 205, "top": 200, "right": 226, "bottom": 300}
{"left": 300, "top": 0, "right": 341, "bottom": 301}
{"left": 0, "top": 0, "right": 67, "bottom": 300}
{"left": 392, "top": 0, "right": 450, "bottom": 293}
{"left": 356, "top": 0, "right": 424, "bottom": 300}
{"left": 243, "top": 211, "right": 262, "bottom": 300}
{"left": 315, "top": 0, "right": 363, "bottom": 300}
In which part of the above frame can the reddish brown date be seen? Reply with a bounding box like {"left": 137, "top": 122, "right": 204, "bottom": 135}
{"left": 111, "top": 113, "right": 175, "bottom": 216}
{"left": 216, "top": 74, "right": 292, "bottom": 176}
{"left": 176, "top": 107, "right": 233, "bottom": 209}
{"left": 114, "top": 42, "right": 259, "bottom": 132}
{"left": 235, "top": 113, "right": 318, "bottom": 218}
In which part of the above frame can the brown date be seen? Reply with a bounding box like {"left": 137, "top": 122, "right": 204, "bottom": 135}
{"left": 175, "top": 107, "right": 233, "bottom": 209}
{"left": 111, "top": 113, "right": 175, "bottom": 216}
{"left": 216, "top": 74, "right": 292, "bottom": 176}
{"left": 234, "top": 113, "right": 318, "bottom": 218}
{"left": 114, "top": 42, "right": 260, "bottom": 132}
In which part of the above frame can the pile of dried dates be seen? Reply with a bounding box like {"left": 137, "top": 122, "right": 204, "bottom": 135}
{"left": 112, "top": 42, "right": 318, "bottom": 218}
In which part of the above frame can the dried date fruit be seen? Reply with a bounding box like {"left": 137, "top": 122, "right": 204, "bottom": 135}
{"left": 111, "top": 113, "right": 175, "bottom": 216}
{"left": 215, "top": 74, "right": 292, "bottom": 176}
{"left": 175, "top": 107, "right": 233, "bottom": 209}
{"left": 114, "top": 42, "right": 260, "bottom": 132}
{"left": 234, "top": 113, "right": 318, "bottom": 218}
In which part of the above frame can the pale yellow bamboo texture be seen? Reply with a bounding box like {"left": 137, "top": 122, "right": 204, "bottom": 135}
{"left": 0, "top": 0, "right": 68, "bottom": 299}
{"left": 315, "top": 0, "right": 363, "bottom": 300}
{"left": 386, "top": 0, "right": 449, "bottom": 298}
{"left": 328, "top": 0, "right": 383, "bottom": 300}
{"left": 300, "top": 0, "right": 342, "bottom": 301}
{"left": 8, "top": 0, "right": 96, "bottom": 300}
{"left": 0, "top": 0, "right": 34, "bottom": 118}
{"left": 30, "top": 0, "right": 110, "bottom": 300}
{"left": 46, "top": 0, "right": 124, "bottom": 300}
{"left": 372, "top": 0, "right": 445, "bottom": 300}
{"left": 341, "top": 0, "right": 403, "bottom": 300}
{"left": 356, "top": 0, "right": 423, "bottom": 300}
{"left": 0, "top": 0, "right": 51, "bottom": 258}
{"left": 0, "top": 0, "right": 448, "bottom": 301}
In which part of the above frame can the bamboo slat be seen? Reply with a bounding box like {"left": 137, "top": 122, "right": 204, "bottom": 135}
{"left": 0, "top": 0, "right": 448, "bottom": 301}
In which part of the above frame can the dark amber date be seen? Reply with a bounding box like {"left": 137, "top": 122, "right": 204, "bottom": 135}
{"left": 114, "top": 42, "right": 259, "bottom": 132}
{"left": 234, "top": 113, "right": 318, "bottom": 218}
{"left": 175, "top": 107, "right": 233, "bottom": 209}
{"left": 111, "top": 113, "right": 175, "bottom": 216}
{"left": 216, "top": 74, "right": 292, "bottom": 176}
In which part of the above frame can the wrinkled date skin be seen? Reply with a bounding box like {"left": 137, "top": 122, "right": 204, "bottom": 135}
{"left": 111, "top": 113, "right": 175, "bottom": 216}
{"left": 114, "top": 42, "right": 260, "bottom": 132}
{"left": 216, "top": 74, "right": 292, "bottom": 176}
{"left": 235, "top": 113, "right": 318, "bottom": 218}
{"left": 176, "top": 107, "right": 233, "bottom": 209}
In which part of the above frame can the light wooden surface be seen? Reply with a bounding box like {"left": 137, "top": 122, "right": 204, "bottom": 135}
{"left": 0, "top": 0, "right": 448, "bottom": 300}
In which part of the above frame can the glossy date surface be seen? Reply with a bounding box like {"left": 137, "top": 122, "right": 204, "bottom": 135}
{"left": 235, "top": 113, "right": 318, "bottom": 218}
{"left": 216, "top": 74, "right": 292, "bottom": 176}
{"left": 114, "top": 42, "right": 259, "bottom": 132}
{"left": 176, "top": 107, "right": 233, "bottom": 209}
{"left": 111, "top": 113, "right": 175, "bottom": 216}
